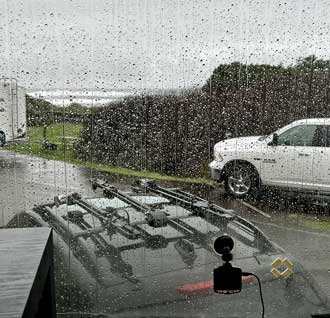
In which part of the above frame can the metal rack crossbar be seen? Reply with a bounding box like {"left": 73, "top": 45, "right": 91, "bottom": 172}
{"left": 92, "top": 180, "right": 218, "bottom": 253}
{"left": 133, "top": 179, "right": 275, "bottom": 252}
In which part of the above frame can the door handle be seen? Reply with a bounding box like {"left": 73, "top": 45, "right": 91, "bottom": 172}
{"left": 298, "top": 153, "right": 310, "bottom": 157}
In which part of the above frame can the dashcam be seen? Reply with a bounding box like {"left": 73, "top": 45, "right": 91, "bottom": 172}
{"left": 214, "top": 263, "right": 242, "bottom": 294}
{"left": 213, "top": 235, "right": 242, "bottom": 294}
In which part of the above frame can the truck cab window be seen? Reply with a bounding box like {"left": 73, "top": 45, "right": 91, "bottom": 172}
{"left": 277, "top": 125, "right": 317, "bottom": 147}
{"left": 312, "top": 126, "right": 328, "bottom": 147}
{"left": 326, "top": 127, "right": 330, "bottom": 147}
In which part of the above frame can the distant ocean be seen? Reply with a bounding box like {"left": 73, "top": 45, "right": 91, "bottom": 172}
{"left": 27, "top": 89, "right": 135, "bottom": 107}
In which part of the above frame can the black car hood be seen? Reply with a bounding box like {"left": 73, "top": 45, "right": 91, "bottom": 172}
{"left": 11, "top": 183, "right": 329, "bottom": 318}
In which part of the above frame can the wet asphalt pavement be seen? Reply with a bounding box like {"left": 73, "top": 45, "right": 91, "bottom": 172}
{"left": 1, "top": 149, "right": 330, "bottom": 300}
{"left": 0, "top": 150, "right": 138, "bottom": 226}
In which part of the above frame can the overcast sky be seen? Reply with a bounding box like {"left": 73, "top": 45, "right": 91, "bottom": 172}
{"left": 0, "top": 0, "right": 329, "bottom": 91}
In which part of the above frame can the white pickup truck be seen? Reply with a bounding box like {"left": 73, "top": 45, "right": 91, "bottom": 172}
{"left": 209, "top": 118, "right": 330, "bottom": 198}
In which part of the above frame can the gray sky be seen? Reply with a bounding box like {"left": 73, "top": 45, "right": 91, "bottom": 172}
{"left": 0, "top": 0, "right": 329, "bottom": 91}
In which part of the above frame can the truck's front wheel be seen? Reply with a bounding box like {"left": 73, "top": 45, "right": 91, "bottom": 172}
{"left": 224, "top": 163, "right": 259, "bottom": 198}
{"left": 0, "top": 132, "right": 5, "bottom": 146}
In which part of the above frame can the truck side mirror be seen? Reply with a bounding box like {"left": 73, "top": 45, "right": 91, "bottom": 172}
{"left": 269, "top": 133, "right": 278, "bottom": 146}
{"left": 225, "top": 132, "right": 232, "bottom": 139}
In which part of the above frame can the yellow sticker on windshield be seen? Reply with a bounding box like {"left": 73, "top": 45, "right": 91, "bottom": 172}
{"left": 271, "top": 257, "right": 293, "bottom": 278}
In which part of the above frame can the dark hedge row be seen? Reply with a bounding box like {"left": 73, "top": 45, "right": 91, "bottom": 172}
{"left": 74, "top": 58, "right": 330, "bottom": 177}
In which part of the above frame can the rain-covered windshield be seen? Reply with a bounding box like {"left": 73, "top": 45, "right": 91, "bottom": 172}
{"left": 1, "top": 1, "right": 330, "bottom": 318}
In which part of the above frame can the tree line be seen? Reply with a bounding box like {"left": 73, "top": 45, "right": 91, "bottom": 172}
{"left": 26, "top": 95, "right": 90, "bottom": 126}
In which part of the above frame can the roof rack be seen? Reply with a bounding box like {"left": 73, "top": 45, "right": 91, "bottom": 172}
{"left": 33, "top": 179, "right": 275, "bottom": 287}
{"left": 132, "top": 179, "right": 275, "bottom": 252}
{"left": 91, "top": 179, "right": 228, "bottom": 252}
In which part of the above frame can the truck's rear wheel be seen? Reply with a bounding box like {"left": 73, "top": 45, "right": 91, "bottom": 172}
{"left": 224, "top": 163, "right": 259, "bottom": 198}
{"left": 0, "top": 132, "right": 5, "bottom": 146}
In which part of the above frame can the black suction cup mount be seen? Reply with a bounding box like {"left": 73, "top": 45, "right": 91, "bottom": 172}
{"left": 214, "top": 235, "right": 234, "bottom": 262}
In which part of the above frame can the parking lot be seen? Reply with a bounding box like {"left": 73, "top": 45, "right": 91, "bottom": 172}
{"left": 1, "top": 149, "right": 330, "bottom": 304}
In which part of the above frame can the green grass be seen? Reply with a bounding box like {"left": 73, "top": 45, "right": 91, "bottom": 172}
{"left": 302, "top": 219, "right": 330, "bottom": 231}
{"left": 286, "top": 213, "right": 330, "bottom": 232}
{"left": 6, "top": 123, "right": 81, "bottom": 162}
{"left": 5, "top": 124, "right": 212, "bottom": 184}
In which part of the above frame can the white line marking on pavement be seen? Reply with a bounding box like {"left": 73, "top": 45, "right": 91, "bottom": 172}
{"left": 238, "top": 200, "right": 272, "bottom": 219}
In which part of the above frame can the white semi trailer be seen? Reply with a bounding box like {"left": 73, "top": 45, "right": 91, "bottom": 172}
{"left": 0, "top": 78, "right": 26, "bottom": 145}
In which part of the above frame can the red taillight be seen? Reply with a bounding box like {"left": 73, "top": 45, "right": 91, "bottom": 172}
{"left": 176, "top": 276, "right": 253, "bottom": 293}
